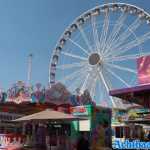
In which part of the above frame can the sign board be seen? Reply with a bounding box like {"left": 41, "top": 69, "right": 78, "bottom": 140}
{"left": 70, "top": 106, "right": 89, "bottom": 116}
{"left": 79, "top": 119, "right": 90, "bottom": 131}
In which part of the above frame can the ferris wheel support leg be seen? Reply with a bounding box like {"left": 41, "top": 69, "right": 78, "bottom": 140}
{"left": 99, "top": 71, "right": 116, "bottom": 108}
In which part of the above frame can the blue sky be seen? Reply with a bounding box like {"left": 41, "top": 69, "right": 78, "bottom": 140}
{"left": 0, "top": 0, "right": 149, "bottom": 90}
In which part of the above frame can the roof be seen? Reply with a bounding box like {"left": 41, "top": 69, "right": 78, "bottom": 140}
{"left": 13, "top": 109, "right": 87, "bottom": 122}
{"left": 111, "top": 98, "right": 139, "bottom": 110}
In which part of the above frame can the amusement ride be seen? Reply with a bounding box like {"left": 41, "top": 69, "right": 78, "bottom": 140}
{"left": 50, "top": 2, "right": 150, "bottom": 107}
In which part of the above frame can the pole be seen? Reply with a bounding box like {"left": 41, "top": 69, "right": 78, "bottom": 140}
{"left": 104, "top": 0, "right": 109, "bottom": 4}
{"left": 27, "top": 54, "right": 33, "bottom": 85}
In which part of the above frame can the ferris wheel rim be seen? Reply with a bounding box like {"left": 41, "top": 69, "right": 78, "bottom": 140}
{"left": 49, "top": 2, "right": 150, "bottom": 84}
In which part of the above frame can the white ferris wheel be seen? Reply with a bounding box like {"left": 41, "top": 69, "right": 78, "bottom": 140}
{"left": 49, "top": 3, "right": 150, "bottom": 108}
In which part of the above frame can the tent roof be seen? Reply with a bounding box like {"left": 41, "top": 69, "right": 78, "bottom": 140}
{"left": 13, "top": 109, "right": 87, "bottom": 122}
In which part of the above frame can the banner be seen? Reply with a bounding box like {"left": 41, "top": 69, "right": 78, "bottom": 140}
{"left": 137, "top": 56, "right": 150, "bottom": 84}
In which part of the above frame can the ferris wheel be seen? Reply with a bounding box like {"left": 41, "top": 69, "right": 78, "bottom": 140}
{"left": 49, "top": 3, "right": 150, "bottom": 108}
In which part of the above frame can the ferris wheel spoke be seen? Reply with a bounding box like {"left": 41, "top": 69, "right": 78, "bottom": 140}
{"left": 103, "top": 68, "right": 118, "bottom": 107}
{"left": 106, "top": 53, "right": 139, "bottom": 62}
{"left": 98, "top": 71, "right": 115, "bottom": 107}
{"left": 104, "top": 13, "right": 127, "bottom": 55}
{"left": 60, "top": 66, "right": 88, "bottom": 83}
{"left": 117, "top": 19, "right": 141, "bottom": 44}
{"left": 105, "top": 63, "right": 137, "bottom": 74}
{"left": 68, "top": 70, "right": 88, "bottom": 91}
{"left": 68, "top": 38, "right": 90, "bottom": 55}
{"left": 56, "top": 61, "right": 87, "bottom": 70}
{"left": 105, "top": 67, "right": 130, "bottom": 87}
{"left": 61, "top": 51, "right": 87, "bottom": 61}
{"left": 98, "top": 77, "right": 104, "bottom": 103}
{"left": 100, "top": 11, "right": 109, "bottom": 53}
{"left": 90, "top": 76, "right": 97, "bottom": 101}
{"left": 108, "top": 19, "right": 141, "bottom": 55}
{"left": 80, "top": 73, "right": 90, "bottom": 93}
{"left": 106, "top": 30, "right": 150, "bottom": 58}
{"left": 77, "top": 25, "right": 93, "bottom": 52}
{"left": 98, "top": 71, "right": 110, "bottom": 95}
{"left": 87, "top": 74, "right": 96, "bottom": 92}
{"left": 91, "top": 15, "right": 100, "bottom": 51}
{"left": 80, "top": 67, "right": 95, "bottom": 93}
{"left": 106, "top": 51, "right": 150, "bottom": 62}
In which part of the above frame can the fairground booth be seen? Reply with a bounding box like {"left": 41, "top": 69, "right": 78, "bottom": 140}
{"left": 0, "top": 81, "right": 111, "bottom": 149}
{"left": 110, "top": 56, "right": 150, "bottom": 141}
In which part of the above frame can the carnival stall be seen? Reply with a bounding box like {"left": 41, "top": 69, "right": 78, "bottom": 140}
{"left": 110, "top": 104, "right": 149, "bottom": 142}
{"left": 110, "top": 88, "right": 150, "bottom": 141}
{"left": 109, "top": 56, "right": 150, "bottom": 141}
{"left": 13, "top": 109, "right": 87, "bottom": 150}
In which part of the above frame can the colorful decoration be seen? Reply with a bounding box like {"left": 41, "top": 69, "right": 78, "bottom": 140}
{"left": 45, "top": 82, "right": 70, "bottom": 104}
{"left": 0, "top": 81, "right": 96, "bottom": 107}
{"left": 31, "top": 83, "right": 45, "bottom": 103}
{"left": 69, "top": 95, "right": 79, "bottom": 106}
{"left": 112, "top": 110, "right": 128, "bottom": 124}
{"left": 69, "top": 89, "right": 95, "bottom": 106}
{"left": 128, "top": 109, "right": 141, "bottom": 120}
{"left": 79, "top": 89, "right": 92, "bottom": 105}
{"left": 6, "top": 81, "right": 32, "bottom": 104}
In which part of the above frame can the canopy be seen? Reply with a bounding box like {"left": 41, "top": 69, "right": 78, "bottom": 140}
{"left": 13, "top": 109, "right": 87, "bottom": 122}
{"left": 109, "top": 84, "right": 150, "bottom": 107}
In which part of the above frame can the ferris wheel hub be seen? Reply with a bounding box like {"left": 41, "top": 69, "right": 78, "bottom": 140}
{"left": 88, "top": 53, "right": 101, "bottom": 65}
